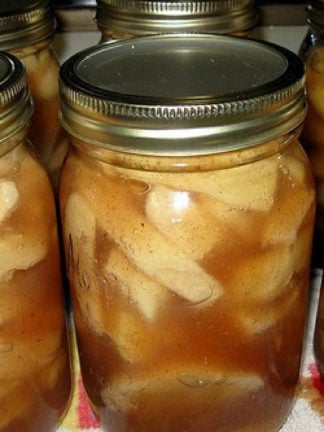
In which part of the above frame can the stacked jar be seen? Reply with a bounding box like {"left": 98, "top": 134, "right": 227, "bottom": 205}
{"left": 95, "top": 0, "right": 258, "bottom": 41}
{"left": 0, "top": 51, "right": 71, "bottom": 431}
{"left": 59, "top": 34, "right": 315, "bottom": 432}
{"left": 299, "top": 0, "right": 324, "bottom": 382}
{"left": 0, "top": 0, "right": 69, "bottom": 190}
{"left": 299, "top": 0, "right": 324, "bottom": 267}
{"left": 314, "top": 275, "right": 324, "bottom": 379}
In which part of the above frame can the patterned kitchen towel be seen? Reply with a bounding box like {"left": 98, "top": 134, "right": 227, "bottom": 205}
{"left": 58, "top": 270, "right": 324, "bottom": 432}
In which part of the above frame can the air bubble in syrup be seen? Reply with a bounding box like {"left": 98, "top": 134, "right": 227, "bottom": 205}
{"left": 177, "top": 372, "right": 225, "bottom": 388}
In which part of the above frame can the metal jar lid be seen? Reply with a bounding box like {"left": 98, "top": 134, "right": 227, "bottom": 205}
{"left": 306, "top": 1, "right": 324, "bottom": 31}
{"left": 59, "top": 33, "right": 306, "bottom": 156}
{"left": 0, "top": 0, "right": 56, "bottom": 50}
{"left": 95, "top": 0, "right": 258, "bottom": 36}
{"left": 0, "top": 51, "right": 33, "bottom": 143}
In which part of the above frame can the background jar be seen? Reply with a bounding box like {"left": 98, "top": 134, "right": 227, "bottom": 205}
{"left": 314, "top": 275, "right": 324, "bottom": 380}
{"left": 299, "top": 0, "right": 324, "bottom": 268}
{"left": 0, "top": 0, "right": 69, "bottom": 189}
{"left": 0, "top": 51, "right": 71, "bottom": 431}
{"left": 59, "top": 34, "right": 315, "bottom": 432}
{"left": 95, "top": 0, "right": 258, "bottom": 42}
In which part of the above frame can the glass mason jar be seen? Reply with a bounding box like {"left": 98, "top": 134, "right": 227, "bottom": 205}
{"left": 59, "top": 34, "right": 315, "bottom": 432}
{"left": 299, "top": 0, "right": 324, "bottom": 268}
{"left": 0, "top": 51, "right": 71, "bottom": 431}
{"left": 95, "top": 0, "right": 258, "bottom": 42}
{"left": 0, "top": 0, "right": 69, "bottom": 190}
{"left": 314, "top": 274, "right": 324, "bottom": 379}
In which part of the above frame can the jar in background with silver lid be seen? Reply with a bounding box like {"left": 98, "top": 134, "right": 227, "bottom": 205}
{"left": 59, "top": 34, "right": 315, "bottom": 432}
{"left": 0, "top": 0, "right": 69, "bottom": 189}
{"left": 0, "top": 51, "right": 71, "bottom": 431}
{"left": 95, "top": 0, "right": 258, "bottom": 42}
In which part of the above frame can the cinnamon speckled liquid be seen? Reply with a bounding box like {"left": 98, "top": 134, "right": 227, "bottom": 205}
{"left": 300, "top": 43, "right": 324, "bottom": 267}
{"left": 60, "top": 135, "right": 315, "bottom": 432}
{"left": 0, "top": 141, "right": 71, "bottom": 432}
{"left": 10, "top": 41, "right": 69, "bottom": 189}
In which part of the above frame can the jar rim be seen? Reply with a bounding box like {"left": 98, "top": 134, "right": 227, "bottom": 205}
{"left": 59, "top": 33, "right": 306, "bottom": 156}
{"left": 306, "top": 1, "right": 324, "bottom": 30}
{"left": 0, "top": 0, "right": 55, "bottom": 50}
{"left": 96, "top": 0, "right": 258, "bottom": 35}
{"left": 0, "top": 51, "right": 33, "bottom": 142}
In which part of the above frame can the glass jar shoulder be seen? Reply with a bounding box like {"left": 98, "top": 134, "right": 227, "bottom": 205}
{"left": 10, "top": 39, "right": 59, "bottom": 99}
{"left": 10, "top": 37, "right": 68, "bottom": 190}
{"left": 60, "top": 136, "right": 315, "bottom": 278}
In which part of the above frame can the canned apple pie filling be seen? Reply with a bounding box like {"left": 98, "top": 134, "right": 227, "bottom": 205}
{"left": 0, "top": 51, "right": 71, "bottom": 431}
{"left": 0, "top": 0, "right": 69, "bottom": 189}
{"left": 59, "top": 34, "right": 315, "bottom": 432}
